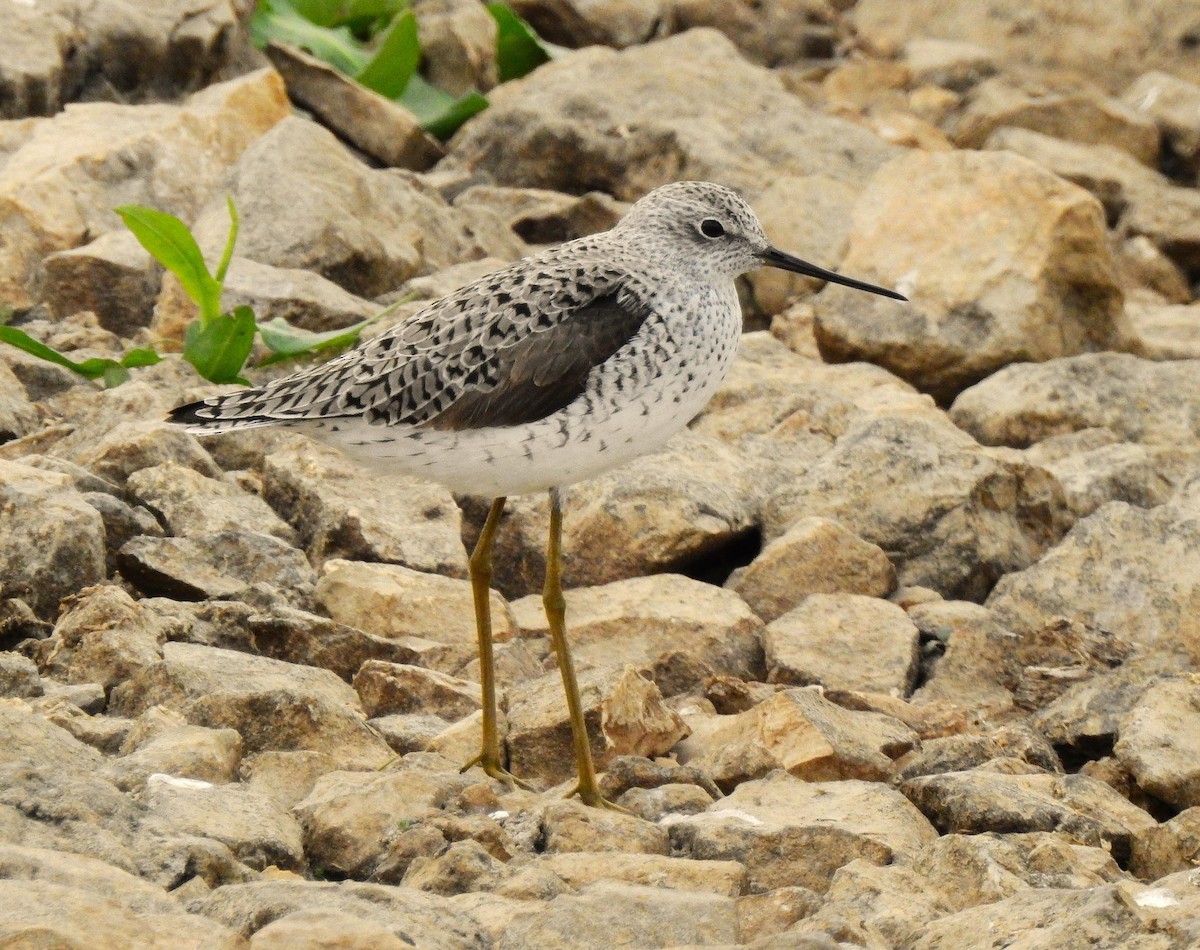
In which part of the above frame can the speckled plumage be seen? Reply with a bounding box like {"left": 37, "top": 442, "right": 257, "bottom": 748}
{"left": 172, "top": 182, "right": 773, "bottom": 495}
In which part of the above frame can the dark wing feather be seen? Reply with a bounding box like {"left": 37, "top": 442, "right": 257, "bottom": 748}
{"left": 425, "top": 292, "right": 651, "bottom": 430}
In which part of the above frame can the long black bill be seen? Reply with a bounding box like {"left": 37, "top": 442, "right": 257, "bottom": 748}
{"left": 761, "top": 246, "right": 907, "bottom": 301}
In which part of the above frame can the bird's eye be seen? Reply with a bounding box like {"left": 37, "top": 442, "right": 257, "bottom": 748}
{"left": 699, "top": 219, "right": 725, "bottom": 238}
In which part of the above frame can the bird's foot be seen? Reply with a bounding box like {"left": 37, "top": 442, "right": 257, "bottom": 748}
{"left": 567, "top": 780, "right": 632, "bottom": 813}
{"left": 459, "top": 752, "right": 534, "bottom": 791}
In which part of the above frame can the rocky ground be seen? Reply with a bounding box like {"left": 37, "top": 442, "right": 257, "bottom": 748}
{"left": 2, "top": 0, "right": 1200, "bottom": 947}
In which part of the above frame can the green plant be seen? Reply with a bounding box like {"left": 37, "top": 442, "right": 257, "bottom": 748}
{"left": 0, "top": 200, "right": 391, "bottom": 388}
{"left": 251, "top": 0, "right": 555, "bottom": 138}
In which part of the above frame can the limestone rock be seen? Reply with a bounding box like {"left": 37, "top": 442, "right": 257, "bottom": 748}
{"left": 1115, "top": 677, "right": 1200, "bottom": 810}
{"left": 37, "top": 230, "right": 158, "bottom": 334}
{"left": 262, "top": 441, "right": 467, "bottom": 576}
{"left": 679, "top": 688, "right": 916, "bottom": 789}
{"left": 108, "top": 722, "right": 242, "bottom": 792}
{"left": 507, "top": 666, "right": 688, "bottom": 787}
{"left": 765, "top": 594, "right": 919, "bottom": 695}
{"left": 146, "top": 777, "right": 304, "bottom": 871}
{"left": 182, "top": 116, "right": 522, "bottom": 302}
{"left": 510, "top": 574, "right": 764, "bottom": 688}
{"left": 508, "top": 0, "right": 661, "bottom": 48}
{"left": 732, "top": 518, "right": 896, "bottom": 623}
{"left": 315, "top": 559, "right": 514, "bottom": 658}
{"left": 1130, "top": 807, "right": 1200, "bottom": 881}
{"left": 453, "top": 185, "right": 626, "bottom": 246}
{"left": 951, "top": 353, "right": 1200, "bottom": 454}
{"left": 986, "top": 501, "right": 1200, "bottom": 663}
{"left": 117, "top": 531, "right": 315, "bottom": 605}
{"left": 954, "top": 77, "right": 1160, "bottom": 164}
{"left": 413, "top": 0, "right": 498, "bottom": 95}
{"left": 762, "top": 413, "right": 1069, "bottom": 600}
{"left": 538, "top": 851, "right": 745, "bottom": 897}
{"left": 293, "top": 768, "right": 476, "bottom": 878}
{"left": 1125, "top": 301, "right": 1200, "bottom": 361}
{"left": 444, "top": 29, "right": 900, "bottom": 201}
{"left": 265, "top": 42, "right": 443, "bottom": 170}
{"left": 496, "top": 880, "right": 737, "bottom": 950}
{"left": 1123, "top": 70, "right": 1200, "bottom": 180}
{"left": 1024, "top": 434, "right": 1173, "bottom": 520}
{"left": 669, "top": 772, "right": 937, "bottom": 892}
{"left": 192, "top": 878, "right": 487, "bottom": 949}
{"left": 126, "top": 462, "right": 297, "bottom": 545}
{"left": 814, "top": 150, "right": 1130, "bottom": 401}
{"left": 0, "top": 69, "right": 288, "bottom": 308}
{"left": 353, "top": 661, "right": 481, "bottom": 721}
{"left": 541, "top": 799, "right": 670, "bottom": 855}
{"left": 0, "top": 654, "right": 41, "bottom": 699}
{"left": 249, "top": 907, "right": 413, "bottom": 950}
{"left": 901, "top": 769, "right": 1156, "bottom": 863}
{"left": 0, "top": 460, "right": 106, "bottom": 620}
{"left": 109, "top": 642, "right": 392, "bottom": 769}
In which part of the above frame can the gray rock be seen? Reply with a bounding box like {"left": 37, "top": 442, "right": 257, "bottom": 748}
{"left": 901, "top": 769, "right": 1156, "bottom": 864}
{"left": 453, "top": 185, "right": 626, "bottom": 246}
{"left": 762, "top": 413, "right": 1068, "bottom": 600}
{"left": 413, "top": 0, "right": 498, "bottom": 95}
{"left": 766, "top": 594, "right": 919, "bottom": 695}
{"left": 1123, "top": 70, "right": 1200, "bottom": 181}
{"left": 443, "top": 29, "right": 900, "bottom": 200}
{"left": 109, "top": 641, "right": 392, "bottom": 769}
{"left": 0, "top": 362, "right": 39, "bottom": 444}
{"left": 353, "top": 661, "right": 481, "bottom": 721}
{"left": 262, "top": 440, "right": 467, "bottom": 576}
{"left": 218, "top": 257, "right": 378, "bottom": 333}
{"left": 508, "top": 0, "right": 662, "bottom": 48}
{"left": 117, "top": 531, "right": 315, "bottom": 606}
{"left": 82, "top": 491, "right": 165, "bottom": 575}
{"left": 265, "top": 41, "right": 443, "bottom": 170}
{"left": 0, "top": 460, "right": 105, "bottom": 620}
{"left": 0, "top": 653, "right": 42, "bottom": 699}
{"left": 38, "top": 230, "right": 159, "bottom": 334}
{"left": 1130, "top": 807, "right": 1200, "bottom": 881}
{"left": 0, "top": 69, "right": 288, "bottom": 309}
{"left": 656, "top": 0, "right": 838, "bottom": 67}
{"left": 1114, "top": 677, "right": 1200, "bottom": 810}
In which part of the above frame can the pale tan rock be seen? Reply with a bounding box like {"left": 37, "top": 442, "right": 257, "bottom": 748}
{"left": 903, "top": 38, "right": 998, "bottom": 90}
{"left": 1130, "top": 807, "right": 1200, "bottom": 881}
{"left": 35, "top": 584, "right": 165, "bottom": 690}
{"left": 452, "top": 185, "right": 625, "bottom": 245}
{"left": 766, "top": 594, "right": 918, "bottom": 695}
{"left": 901, "top": 769, "right": 1156, "bottom": 863}
{"left": 496, "top": 880, "right": 737, "bottom": 950}
{"left": 669, "top": 772, "right": 937, "bottom": 892}
{"left": 0, "top": 69, "right": 288, "bottom": 308}
{"left": 733, "top": 519, "right": 896, "bottom": 623}
{"left": 792, "top": 860, "right": 952, "bottom": 950}
{"left": 1025, "top": 437, "right": 1172, "bottom": 519}
{"left": 264, "top": 42, "right": 442, "bottom": 171}
{"left": 315, "top": 560, "right": 514, "bottom": 654}
{"left": 192, "top": 878, "right": 487, "bottom": 949}
{"left": 109, "top": 642, "right": 392, "bottom": 770}
{"left": 262, "top": 441, "right": 467, "bottom": 577}
{"left": 444, "top": 29, "right": 899, "bottom": 201}
{"left": 955, "top": 77, "right": 1160, "bottom": 163}
{"left": 681, "top": 688, "right": 916, "bottom": 788}
{"left": 126, "top": 462, "right": 297, "bottom": 545}
{"left": 37, "top": 230, "right": 158, "bottom": 334}
{"left": 0, "top": 460, "right": 105, "bottom": 620}
{"left": 353, "top": 661, "right": 481, "bottom": 721}
{"left": 146, "top": 777, "right": 305, "bottom": 872}
{"left": 541, "top": 799, "right": 670, "bottom": 855}
{"left": 108, "top": 722, "right": 242, "bottom": 791}
{"left": 912, "top": 884, "right": 1154, "bottom": 950}
{"left": 737, "top": 886, "right": 823, "bottom": 945}
{"left": 293, "top": 768, "right": 476, "bottom": 877}
{"left": 986, "top": 501, "right": 1200, "bottom": 664}
{"left": 413, "top": 0, "right": 498, "bottom": 94}
{"left": 511, "top": 574, "right": 764, "bottom": 686}
{"left": 908, "top": 600, "right": 1020, "bottom": 718}
{"left": 1125, "top": 301, "right": 1200, "bottom": 361}
{"left": 1115, "top": 677, "right": 1200, "bottom": 810}
{"left": 403, "top": 839, "right": 508, "bottom": 896}
{"left": 1116, "top": 237, "right": 1191, "bottom": 306}
{"left": 1123, "top": 70, "right": 1200, "bottom": 177}
{"left": 539, "top": 851, "right": 745, "bottom": 897}
{"left": 893, "top": 728, "right": 1061, "bottom": 784}
{"left": 240, "top": 750, "right": 344, "bottom": 812}
{"left": 507, "top": 665, "right": 688, "bottom": 786}
{"left": 815, "top": 150, "right": 1131, "bottom": 401}
{"left": 763, "top": 414, "right": 1068, "bottom": 600}
{"left": 1118, "top": 869, "right": 1200, "bottom": 947}
{"left": 250, "top": 907, "right": 411, "bottom": 950}
{"left": 910, "top": 832, "right": 1126, "bottom": 913}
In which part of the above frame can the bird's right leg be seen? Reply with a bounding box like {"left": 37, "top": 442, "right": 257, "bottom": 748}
{"left": 460, "top": 496, "right": 528, "bottom": 789}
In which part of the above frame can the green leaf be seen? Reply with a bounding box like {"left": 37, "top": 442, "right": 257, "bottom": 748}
{"left": 399, "top": 75, "right": 488, "bottom": 138}
{"left": 183, "top": 306, "right": 257, "bottom": 384}
{"left": 0, "top": 326, "right": 156, "bottom": 387}
{"left": 251, "top": 0, "right": 369, "bottom": 75}
{"left": 256, "top": 297, "right": 407, "bottom": 366}
{"left": 341, "top": 0, "right": 409, "bottom": 37}
{"left": 213, "top": 197, "right": 239, "bottom": 285}
{"left": 116, "top": 205, "right": 222, "bottom": 325}
{"left": 487, "top": 2, "right": 551, "bottom": 83}
{"left": 284, "top": 0, "right": 344, "bottom": 27}
{"left": 354, "top": 8, "right": 420, "bottom": 98}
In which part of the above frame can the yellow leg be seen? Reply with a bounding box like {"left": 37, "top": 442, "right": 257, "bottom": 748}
{"left": 460, "top": 497, "right": 528, "bottom": 788}
{"left": 544, "top": 488, "right": 624, "bottom": 810}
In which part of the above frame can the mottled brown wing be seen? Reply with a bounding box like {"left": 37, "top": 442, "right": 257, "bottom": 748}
{"left": 423, "top": 291, "right": 652, "bottom": 431}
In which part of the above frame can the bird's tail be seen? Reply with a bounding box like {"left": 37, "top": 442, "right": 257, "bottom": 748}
{"left": 167, "top": 391, "right": 294, "bottom": 435}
